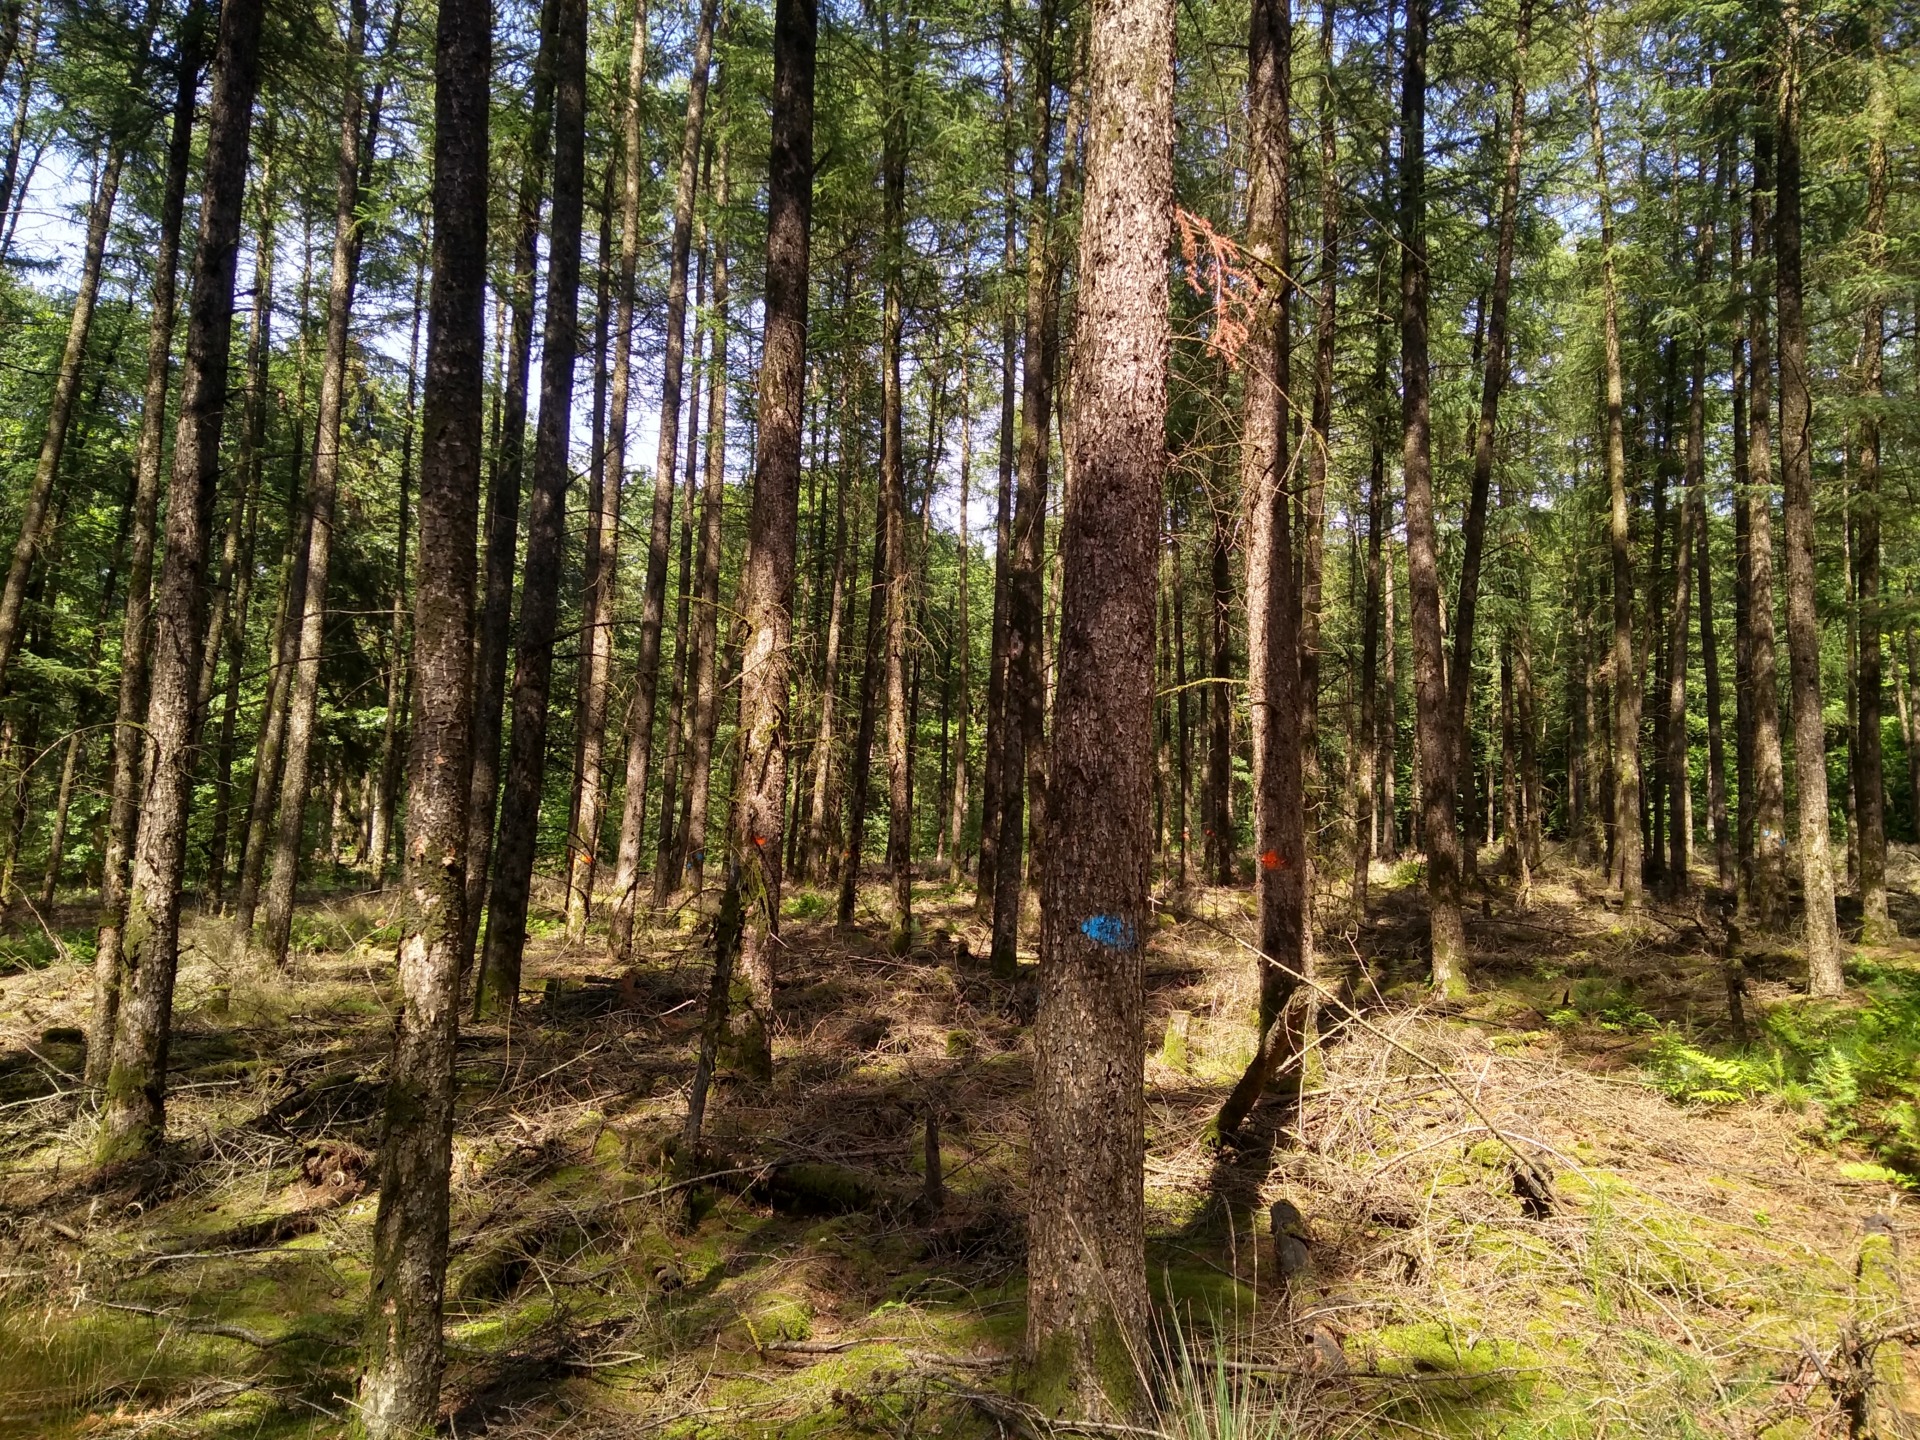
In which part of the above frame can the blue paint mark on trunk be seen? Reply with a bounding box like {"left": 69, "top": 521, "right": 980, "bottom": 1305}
{"left": 1080, "top": 913, "right": 1138, "bottom": 951}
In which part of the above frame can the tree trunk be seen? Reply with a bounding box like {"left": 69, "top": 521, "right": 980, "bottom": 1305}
{"left": 1744, "top": 128, "right": 1789, "bottom": 929}
{"left": 948, "top": 385, "right": 972, "bottom": 881}
{"left": 352, "top": 0, "right": 485, "bottom": 1413}
{"left": 800, "top": 343, "right": 853, "bottom": 886}
{"left": 573, "top": 1, "right": 647, "bottom": 920}
{"left": 1221, "top": 0, "right": 1308, "bottom": 1139}
{"left": 988, "top": 0, "right": 1059, "bottom": 976}
{"left": 837, "top": 500, "right": 887, "bottom": 924}
{"left": 725, "top": 0, "right": 816, "bottom": 1078}
{"left": 878, "top": 1, "right": 914, "bottom": 954}
{"left": 0, "top": 0, "right": 41, "bottom": 243}
{"left": 1449, "top": 0, "right": 1529, "bottom": 897}
{"left": 1354, "top": 421, "right": 1383, "bottom": 915}
{"left": 1025, "top": 0, "right": 1169, "bottom": 1411}
{"left": 1854, "top": 67, "right": 1891, "bottom": 939}
{"left": 1774, "top": 4, "right": 1843, "bottom": 994}
{"left": 262, "top": 0, "right": 382, "bottom": 968}
{"left": 1581, "top": 23, "right": 1641, "bottom": 909}
{"left": 370, "top": 265, "right": 422, "bottom": 883}
{"left": 465, "top": 0, "right": 562, "bottom": 966}
{"left": 977, "top": 3, "right": 1019, "bottom": 918}
{"left": 610, "top": 0, "right": 718, "bottom": 945}
{"left": 677, "top": 131, "right": 731, "bottom": 894}
{"left": 472, "top": 0, "right": 588, "bottom": 1016}
{"left": 1207, "top": 495, "right": 1233, "bottom": 881}
{"left": 1665, "top": 389, "right": 1694, "bottom": 895}
{"left": 652, "top": 226, "right": 708, "bottom": 909}
{"left": 0, "top": 141, "right": 129, "bottom": 698}
{"left": 87, "top": 18, "right": 203, "bottom": 1084}
{"left": 1401, "top": 0, "right": 1465, "bottom": 993}
{"left": 98, "top": 0, "right": 266, "bottom": 1159}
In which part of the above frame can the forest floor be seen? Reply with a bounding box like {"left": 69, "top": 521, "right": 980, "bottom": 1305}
{"left": 4, "top": 849, "right": 1920, "bottom": 1438}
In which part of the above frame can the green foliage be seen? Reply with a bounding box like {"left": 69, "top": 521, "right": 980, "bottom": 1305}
{"left": 1548, "top": 978, "right": 1656, "bottom": 1034}
{"left": 1643, "top": 962, "right": 1920, "bottom": 1178}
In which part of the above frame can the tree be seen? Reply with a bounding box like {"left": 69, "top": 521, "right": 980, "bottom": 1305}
{"left": 728, "top": 0, "right": 816, "bottom": 1080}
{"left": 352, "top": 0, "right": 487, "bottom": 1417}
{"left": 608, "top": 0, "right": 718, "bottom": 949}
{"left": 1025, "top": 0, "right": 1172, "bottom": 1412}
{"left": 1772, "top": 0, "right": 1842, "bottom": 995}
{"left": 1400, "top": 0, "right": 1466, "bottom": 994}
{"left": 472, "top": 0, "right": 588, "bottom": 1017}
{"left": 98, "top": 0, "right": 267, "bottom": 1159}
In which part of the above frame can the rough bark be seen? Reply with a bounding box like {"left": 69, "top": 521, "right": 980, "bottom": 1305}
{"left": 1025, "top": 0, "right": 1169, "bottom": 1413}
{"left": 1207, "top": 496, "right": 1233, "bottom": 883}
{"left": 726, "top": 0, "right": 816, "bottom": 1079}
{"left": 1774, "top": 3, "right": 1843, "bottom": 995}
{"left": 98, "top": 0, "right": 265, "bottom": 1160}
{"left": 351, "top": 0, "right": 485, "bottom": 1415}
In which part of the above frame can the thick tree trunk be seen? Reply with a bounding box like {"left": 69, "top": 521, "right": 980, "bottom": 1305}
{"left": 1774, "top": 6, "right": 1843, "bottom": 994}
{"left": 610, "top": 0, "right": 718, "bottom": 946}
{"left": 1401, "top": 0, "right": 1465, "bottom": 993}
{"left": 262, "top": 0, "right": 380, "bottom": 967}
{"left": 1855, "top": 80, "right": 1890, "bottom": 938}
{"left": 98, "top": 0, "right": 265, "bottom": 1159}
{"left": 1581, "top": 27, "right": 1641, "bottom": 909}
{"left": 725, "top": 0, "right": 816, "bottom": 1078}
{"left": 1744, "top": 129, "right": 1789, "bottom": 928}
{"left": 1025, "top": 0, "right": 1169, "bottom": 1411}
{"left": 677, "top": 133, "right": 731, "bottom": 895}
{"left": 352, "top": 0, "right": 484, "bottom": 1415}
{"left": 472, "top": 0, "right": 588, "bottom": 1016}
{"left": 465, "top": 0, "right": 561, "bottom": 966}
{"left": 87, "top": 22, "right": 202, "bottom": 1084}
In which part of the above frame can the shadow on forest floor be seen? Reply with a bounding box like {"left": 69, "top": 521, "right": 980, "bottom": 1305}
{"left": 4, "top": 849, "right": 1920, "bottom": 1437}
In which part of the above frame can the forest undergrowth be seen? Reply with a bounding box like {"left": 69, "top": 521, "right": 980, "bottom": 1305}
{"left": 2, "top": 851, "right": 1918, "bottom": 1439}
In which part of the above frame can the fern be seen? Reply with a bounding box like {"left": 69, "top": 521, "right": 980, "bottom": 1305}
{"left": 1648, "top": 1035, "right": 1768, "bottom": 1106}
